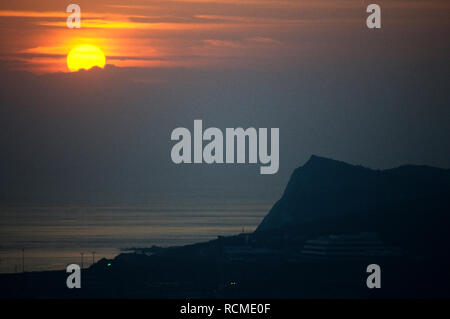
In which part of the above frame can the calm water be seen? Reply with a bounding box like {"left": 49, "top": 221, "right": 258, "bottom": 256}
{"left": 0, "top": 201, "right": 270, "bottom": 273}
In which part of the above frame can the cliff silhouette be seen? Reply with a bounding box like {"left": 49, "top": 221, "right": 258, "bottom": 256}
{"left": 259, "top": 155, "right": 450, "bottom": 230}
{"left": 257, "top": 155, "right": 450, "bottom": 255}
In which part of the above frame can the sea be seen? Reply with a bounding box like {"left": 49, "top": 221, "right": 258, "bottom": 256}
{"left": 0, "top": 200, "right": 271, "bottom": 273}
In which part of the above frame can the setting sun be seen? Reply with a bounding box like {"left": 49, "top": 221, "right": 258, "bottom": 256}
{"left": 67, "top": 44, "right": 106, "bottom": 72}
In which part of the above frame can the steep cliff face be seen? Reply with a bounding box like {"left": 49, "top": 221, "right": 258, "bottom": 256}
{"left": 257, "top": 155, "right": 450, "bottom": 232}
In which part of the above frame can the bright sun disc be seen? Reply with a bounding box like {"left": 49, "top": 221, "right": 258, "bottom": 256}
{"left": 67, "top": 44, "right": 106, "bottom": 72}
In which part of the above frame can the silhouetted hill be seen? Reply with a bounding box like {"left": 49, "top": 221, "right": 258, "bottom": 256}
{"left": 257, "top": 155, "right": 450, "bottom": 256}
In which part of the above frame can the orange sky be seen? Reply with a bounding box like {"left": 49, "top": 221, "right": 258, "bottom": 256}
{"left": 0, "top": 0, "right": 448, "bottom": 73}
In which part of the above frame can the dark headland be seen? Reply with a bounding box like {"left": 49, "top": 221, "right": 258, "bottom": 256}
{"left": 1, "top": 155, "right": 449, "bottom": 298}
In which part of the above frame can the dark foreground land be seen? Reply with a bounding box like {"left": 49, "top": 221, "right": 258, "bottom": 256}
{"left": 1, "top": 234, "right": 449, "bottom": 298}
